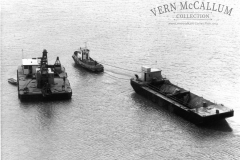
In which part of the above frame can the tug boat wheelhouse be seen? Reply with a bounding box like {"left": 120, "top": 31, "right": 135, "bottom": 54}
{"left": 72, "top": 47, "right": 104, "bottom": 72}
{"left": 131, "top": 66, "right": 234, "bottom": 124}
{"left": 17, "top": 49, "right": 72, "bottom": 101}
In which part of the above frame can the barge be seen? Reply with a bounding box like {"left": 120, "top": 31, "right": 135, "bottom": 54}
{"left": 131, "top": 66, "right": 234, "bottom": 124}
{"left": 72, "top": 47, "right": 104, "bottom": 72}
{"left": 17, "top": 49, "right": 72, "bottom": 101}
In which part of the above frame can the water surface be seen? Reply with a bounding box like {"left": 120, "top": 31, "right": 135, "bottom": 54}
{"left": 1, "top": 0, "right": 240, "bottom": 159}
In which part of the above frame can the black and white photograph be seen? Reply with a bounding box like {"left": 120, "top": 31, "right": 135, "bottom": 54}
{"left": 1, "top": 0, "right": 240, "bottom": 159}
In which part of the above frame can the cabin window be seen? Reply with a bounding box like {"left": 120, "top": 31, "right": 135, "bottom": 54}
{"left": 24, "top": 66, "right": 28, "bottom": 69}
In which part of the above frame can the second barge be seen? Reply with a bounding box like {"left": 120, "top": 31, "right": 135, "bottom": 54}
{"left": 131, "top": 66, "right": 234, "bottom": 124}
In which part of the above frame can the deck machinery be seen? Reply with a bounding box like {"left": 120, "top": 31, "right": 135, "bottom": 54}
{"left": 17, "top": 49, "right": 72, "bottom": 100}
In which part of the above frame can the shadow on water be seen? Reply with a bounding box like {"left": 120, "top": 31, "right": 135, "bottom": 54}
{"left": 198, "top": 119, "right": 233, "bottom": 132}
{"left": 37, "top": 103, "right": 55, "bottom": 129}
{"left": 38, "top": 103, "right": 54, "bottom": 119}
{"left": 130, "top": 92, "right": 233, "bottom": 133}
{"left": 71, "top": 63, "right": 105, "bottom": 83}
{"left": 20, "top": 99, "right": 72, "bottom": 129}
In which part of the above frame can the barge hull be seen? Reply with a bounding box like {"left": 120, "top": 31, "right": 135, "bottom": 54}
{"left": 131, "top": 79, "right": 233, "bottom": 124}
{"left": 18, "top": 92, "right": 72, "bottom": 101}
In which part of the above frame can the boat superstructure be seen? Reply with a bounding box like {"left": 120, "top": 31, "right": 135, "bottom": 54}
{"left": 17, "top": 49, "right": 72, "bottom": 101}
{"left": 72, "top": 47, "right": 104, "bottom": 72}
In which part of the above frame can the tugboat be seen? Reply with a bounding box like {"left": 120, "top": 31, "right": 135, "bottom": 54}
{"left": 17, "top": 49, "right": 72, "bottom": 101}
{"left": 72, "top": 47, "right": 104, "bottom": 72}
{"left": 131, "top": 66, "right": 234, "bottom": 124}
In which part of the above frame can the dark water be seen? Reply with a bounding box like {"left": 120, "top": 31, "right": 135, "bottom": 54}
{"left": 1, "top": 0, "right": 240, "bottom": 159}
